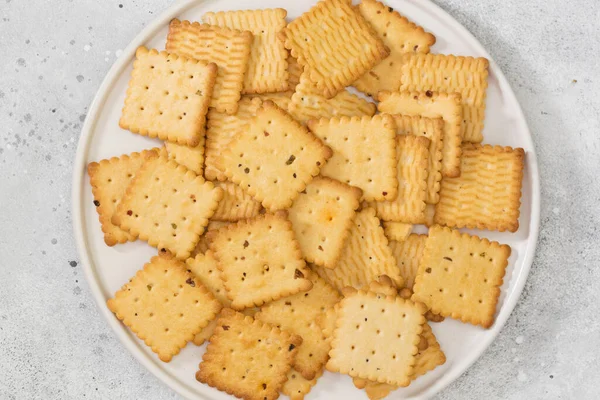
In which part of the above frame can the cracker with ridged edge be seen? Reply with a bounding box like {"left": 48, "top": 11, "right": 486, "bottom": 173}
{"left": 279, "top": 0, "right": 389, "bottom": 98}
{"left": 287, "top": 55, "right": 303, "bottom": 91}
{"left": 412, "top": 225, "right": 511, "bottom": 328}
{"left": 308, "top": 114, "right": 398, "bottom": 202}
{"left": 247, "top": 92, "right": 293, "bottom": 112}
{"left": 378, "top": 91, "right": 463, "bottom": 178}
{"left": 400, "top": 53, "right": 489, "bottom": 143}
{"left": 212, "top": 181, "right": 262, "bottom": 222}
{"left": 214, "top": 101, "right": 333, "bottom": 211}
{"left": 435, "top": 144, "right": 525, "bottom": 232}
{"left": 112, "top": 154, "right": 223, "bottom": 260}
{"left": 256, "top": 273, "right": 341, "bottom": 379}
{"left": 107, "top": 254, "right": 222, "bottom": 362}
{"left": 203, "top": 9, "right": 289, "bottom": 94}
{"left": 353, "top": 0, "right": 435, "bottom": 97}
{"left": 382, "top": 222, "right": 412, "bottom": 242}
{"left": 209, "top": 213, "right": 313, "bottom": 310}
{"left": 289, "top": 73, "right": 376, "bottom": 124}
{"left": 327, "top": 290, "right": 427, "bottom": 386}
{"left": 165, "top": 141, "right": 204, "bottom": 175}
{"left": 119, "top": 47, "right": 216, "bottom": 146}
{"left": 393, "top": 115, "right": 444, "bottom": 204}
{"left": 288, "top": 177, "right": 362, "bottom": 269}
{"left": 166, "top": 20, "right": 252, "bottom": 114}
{"left": 389, "top": 233, "right": 427, "bottom": 290}
{"left": 313, "top": 208, "right": 403, "bottom": 292}
{"left": 205, "top": 97, "right": 262, "bottom": 181}
{"left": 87, "top": 148, "right": 160, "bottom": 246}
{"left": 370, "top": 135, "right": 429, "bottom": 223}
{"left": 281, "top": 368, "right": 321, "bottom": 400}
{"left": 196, "top": 308, "right": 302, "bottom": 400}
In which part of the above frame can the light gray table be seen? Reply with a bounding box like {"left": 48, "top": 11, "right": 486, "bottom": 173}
{"left": 1, "top": 0, "right": 599, "bottom": 399}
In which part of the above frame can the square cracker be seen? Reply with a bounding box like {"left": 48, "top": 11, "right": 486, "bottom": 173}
{"left": 382, "top": 222, "right": 412, "bottom": 242}
{"left": 435, "top": 144, "right": 525, "bottom": 232}
{"left": 281, "top": 368, "right": 321, "bottom": 400}
{"left": 214, "top": 101, "right": 333, "bottom": 211}
{"left": 412, "top": 225, "right": 511, "bottom": 328}
{"left": 119, "top": 47, "right": 216, "bottom": 146}
{"left": 400, "top": 53, "right": 489, "bottom": 143}
{"left": 87, "top": 148, "right": 159, "bottom": 246}
{"left": 378, "top": 91, "right": 463, "bottom": 178}
{"left": 289, "top": 74, "right": 376, "bottom": 124}
{"left": 308, "top": 114, "right": 398, "bottom": 202}
{"left": 393, "top": 115, "right": 444, "bottom": 204}
{"left": 165, "top": 140, "right": 204, "bottom": 175}
{"left": 205, "top": 97, "right": 262, "bottom": 181}
{"left": 196, "top": 308, "right": 302, "bottom": 400}
{"left": 107, "top": 254, "right": 222, "bottom": 362}
{"left": 212, "top": 181, "right": 262, "bottom": 222}
{"left": 203, "top": 9, "right": 289, "bottom": 94}
{"left": 288, "top": 177, "right": 362, "bottom": 268}
{"left": 279, "top": 0, "right": 389, "bottom": 98}
{"left": 209, "top": 213, "right": 313, "bottom": 310}
{"left": 313, "top": 207, "right": 403, "bottom": 292}
{"left": 327, "top": 290, "right": 427, "bottom": 386}
{"left": 353, "top": 0, "right": 436, "bottom": 97}
{"left": 112, "top": 153, "right": 223, "bottom": 260}
{"left": 389, "top": 233, "right": 427, "bottom": 290}
{"left": 167, "top": 20, "right": 253, "bottom": 114}
{"left": 369, "top": 135, "right": 429, "bottom": 223}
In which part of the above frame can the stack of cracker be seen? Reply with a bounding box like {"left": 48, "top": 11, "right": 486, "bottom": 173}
{"left": 87, "top": 0, "right": 526, "bottom": 398}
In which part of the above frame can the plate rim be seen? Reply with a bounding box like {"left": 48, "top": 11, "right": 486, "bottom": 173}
{"left": 71, "top": 0, "right": 541, "bottom": 399}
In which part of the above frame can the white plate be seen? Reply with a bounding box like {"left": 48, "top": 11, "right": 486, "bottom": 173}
{"left": 72, "top": 0, "right": 540, "bottom": 398}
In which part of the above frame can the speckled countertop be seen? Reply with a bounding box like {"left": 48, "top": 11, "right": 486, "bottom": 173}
{"left": 1, "top": 0, "right": 599, "bottom": 399}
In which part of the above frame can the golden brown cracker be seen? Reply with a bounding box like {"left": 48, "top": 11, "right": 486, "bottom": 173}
{"left": 389, "top": 233, "right": 427, "bottom": 290}
{"left": 382, "top": 222, "right": 412, "bottom": 242}
{"left": 287, "top": 55, "right": 303, "bottom": 91}
{"left": 212, "top": 181, "right": 262, "bottom": 222}
{"left": 164, "top": 141, "right": 204, "bottom": 175}
{"left": 191, "top": 221, "right": 232, "bottom": 257}
{"left": 281, "top": 368, "right": 321, "bottom": 400}
{"left": 247, "top": 91, "right": 293, "bottom": 112}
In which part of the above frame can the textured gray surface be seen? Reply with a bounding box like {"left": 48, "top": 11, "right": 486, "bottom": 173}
{"left": 0, "top": 0, "right": 599, "bottom": 399}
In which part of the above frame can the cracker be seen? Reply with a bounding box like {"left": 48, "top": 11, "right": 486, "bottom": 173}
{"left": 327, "top": 290, "right": 427, "bottom": 386}
{"left": 107, "top": 254, "right": 222, "bottom": 362}
{"left": 212, "top": 181, "right": 262, "bottom": 222}
{"left": 389, "top": 234, "right": 427, "bottom": 290}
{"left": 281, "top": 368, "right": 321, "bottom": 400}
{"left": 87, "top": 148, "right": 159, "bottom": 246}
{"left": 214, "top": 101, "right": 333, "bottom": 211}
{"left": 378, "top": 91, "right": 463, "bottom": 178}
{"left": 382, "top": 222, "right": 412, "bottom": 242}
{"left": 119, "top": 47, "right": 216, "bottom": 146}
{"left": 287, "top": 55, "right": 303, "bottom": 91}
{"left": 412, "top": 225, "right": 511, "bottom": 328}
{"left": 112, "top": 154, "right": 223, "bottom": 260}
{"left": 256, "top": 273, "right": 341, "bottom": 379}
{"left": 289, "top": 73, "right": 376, "bottom": 124}
{"left": 288, "top": 177, "right": 362, "bottom": 268}
{"left": 400, "top": 53, "right": 489, "bottom": 142}
{"left": 313, "top": 208, "right": 403, "bottom": 292}
{"left": 247, "top": 92, "right": 293, "bottom": 112}
{"left": 165, "top": 141, "right": 204, "bottom": 175}
{"left": 205, "top": 97, "right": 262, "bottom": 181}
{"left": 203, "top": 9, "right": 289, "bottom": 94}
{"left": 367, "top": 275, "right": 399, "bottom": 297}
{"left": 279, "top": 0, "right": 389, "bottom": 98}
{"left": 167, "top": 20, "right": 253, "bottom": 114}
{"left": 435, "top": 144, "right": 525, "bottom": 232}
{"left": 196, "top": 308, "right": 302, "bottom": 400}
{"left": 308, "top": 114, "right": 398, "bottom": 202}
{"left": 353, "top": 0, "right": 435, "bottom": 97}
{"left": 209, "top": 213, "right": 313, "bottom": 310}
{"left": 192, "top": 221, "right": 232, "bottom": 257}
{"left": 393, "top": 115, "right": 444, "bottom": 204}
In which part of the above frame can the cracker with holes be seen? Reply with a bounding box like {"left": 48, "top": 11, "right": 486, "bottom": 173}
{"left": 214, "top": 101, "right": 333, "bottom": 211}
{"left": 314, "top": 208, "right": 403, "bottom": 292}
{"left": 378, "top": 91, "right": 463, "bottom": 178}
{"left": 435, "top": 144, "right": 525, "bottom": 232}
{"left": 308, "top": 114, "right": 398, "bottom": 202}
{"left": 167, "top": 20, "right": 253, "bottom": 114}
{"left": 382, "top": 222, "right": 412, "bottom": 242}
{"left": 256, "top": 274, "right": 341, "bottom": 379}
{"left": 370, "top": 135, "right": 429, "bottom": 223}
{"left": 119, "top": 47, "right": 217, "bottom": 146}
{"left": 203, "top": 9, "right": 289, "bottom": 94}
{"left": 196, "top": 308, "right": 302, "bottom": 400}
{"left": 412, "top": 225, "right": 511, "bottom": 328}
{"left": 212, "top": 181, "right": 262, "bottom": 222}
{"left": 279, "top": 0, "right": 389, "bottom": 98}
{"left": 165, "top": 141, "right": 204, "bottom": 175}
{"left": 112, "top": 153, "right": 223, "bottom": 260}
{"left": 354, "top": 0, "right": 436, "bottom": 97}
{"left": 288, "top": 177, "right": 362, "bottom": 268}
{"left": 327, "top": 290, "right": 427, "bottom": 386}
{"left": 209, "top": 213, "right": 313, "bottom": 310}
{"left": 400, "top": 53, "right": 489, "bottom": 142}
{"left": 87, "top": 148, "right": 160, "bottom": 246}
{"left": 389, "top": 233, "right": 427, "bottom": 290}
{"left": 282, "top": 368, "right": 321, "bottom": 400}
{"left": 107, "top": 254, "right": 222, "bottom": 362}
